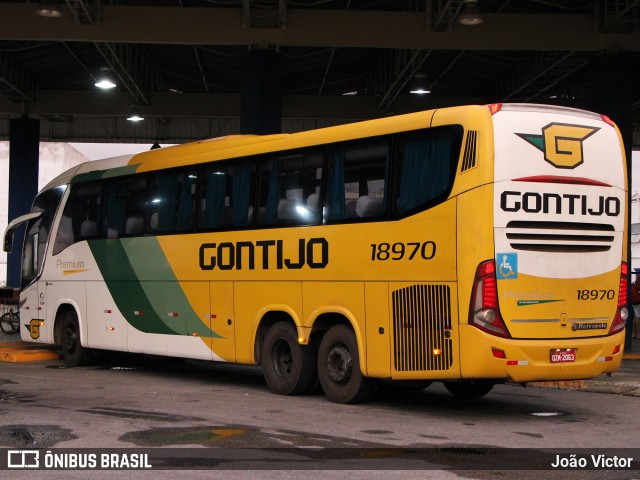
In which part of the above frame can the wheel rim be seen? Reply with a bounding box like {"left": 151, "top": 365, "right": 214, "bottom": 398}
{"left": 271, "top": 338, "right": 293, "bottom": 378}
{"left": 326, "top": 344, "right": 352, "bottom": 384}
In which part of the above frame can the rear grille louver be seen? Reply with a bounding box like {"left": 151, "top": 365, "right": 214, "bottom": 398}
{"left": 392, "top": 284, "right": 453, "bottom": 372}
{"left": 505, "top": 221, "right": 615, "bottom": 253}
{"left": 461, "top": 130, "right": 478, "bottom": 172}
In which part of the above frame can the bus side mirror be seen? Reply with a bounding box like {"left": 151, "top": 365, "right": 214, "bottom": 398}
{"left": 3, "top": 211, "right": 43, "bottom": 254}
{"left": 3, "top": 231, "right": 13, "bottom": 253}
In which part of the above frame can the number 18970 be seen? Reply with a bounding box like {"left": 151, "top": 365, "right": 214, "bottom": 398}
{"left": 576, "top": 289, "right": 615, "bottom": 300}
{"left": 370, "top": 241, "right": 436, "bottom": 261}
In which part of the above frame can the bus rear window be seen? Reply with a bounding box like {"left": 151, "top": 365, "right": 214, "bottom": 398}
{"left": 392, "top": 126, "right": 462, "bottom": 216}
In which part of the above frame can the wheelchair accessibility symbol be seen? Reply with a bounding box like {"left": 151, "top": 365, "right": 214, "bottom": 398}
{"left": 497, "top": 253, "right": 518, "bottom": 280}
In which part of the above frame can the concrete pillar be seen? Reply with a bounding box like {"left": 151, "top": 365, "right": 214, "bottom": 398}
{"left": 587, "top": 53, "right": 634, "bottom": 349}
{"left": 6, "top": 118, "right": 39, "bottom": 288}
{"left": 240, "top": 50, "right": 282, "bottom": 135}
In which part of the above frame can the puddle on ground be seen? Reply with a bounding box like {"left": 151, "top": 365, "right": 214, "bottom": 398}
{"left": 119, "top": 425, "right": 384, "bottom": 449}
{"left": 0, "top": 389, "right": 38, "bottom": 404}
{"left": 77, "top": 406, "right": 205, "bottom": 422}
{"left": 0, "top": 425, "right": 77, "bottom": 448}
{"left": 120, "top": 426, "right": 247, "bottom": 447}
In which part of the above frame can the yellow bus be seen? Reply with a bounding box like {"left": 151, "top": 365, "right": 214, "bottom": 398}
{"left": 3, "top": 103, "right": 628, "bottom": 403}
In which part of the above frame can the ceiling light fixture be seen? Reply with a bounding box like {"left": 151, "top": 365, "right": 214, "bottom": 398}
{"left": 95, "top": 78, "right": 116, "bottom": 89}
{"left": 35, "top": 0, "right": 63, "bottom": 18}
{"left": 95, "top": 67, "right": 117, "bottom": 90}
{"left": 127, "top": 107, "right": 144, "bottom": 122}
{"left": 410, "top": 73, "right": 430, "bottom": 95}
{"left": 458, "top": 0, "right": 484, "bottom": 26}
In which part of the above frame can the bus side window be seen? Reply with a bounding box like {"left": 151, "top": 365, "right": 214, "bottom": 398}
{"left": 148, "top": 169, "right": 197, "bottom": 233}
{"left": 393, "top": 127, "right": 461, "bottom": 216}
{"left": 199, "top": 160, "right": 254, "bottom": 231}
{"left": 104, "top": 176, "right": 147, "bottom": 238}
{"left": 326, "top": 138, "right": 389, "bottom": 222}
{"left": 53, "top": 182, "right": 101, "bottom": 255}
{"left": 257, "top": 149, "right": 323, "bottom": 227}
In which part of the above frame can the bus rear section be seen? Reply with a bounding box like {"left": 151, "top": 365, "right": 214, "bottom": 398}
{"left": 461, "top": 104, "right": 627, "bottom": 383}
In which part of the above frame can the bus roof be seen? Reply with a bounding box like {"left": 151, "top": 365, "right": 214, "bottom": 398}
{"left": 126, "top": 109, "right": 440, "bottom": 172}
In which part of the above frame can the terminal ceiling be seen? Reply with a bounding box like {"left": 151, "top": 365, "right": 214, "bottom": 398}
{"left": 0, "top": 0, "right": 639, "bottom": 145}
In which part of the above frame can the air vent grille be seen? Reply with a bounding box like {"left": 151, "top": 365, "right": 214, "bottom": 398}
{"left": 461, "top": 130, "right": 478, "bottom": 172}
{"left": 392, "top": 284, "right": 453, "bottom": 372}
{"left": 505, "top": 221, "right": 615, "bottom": 253}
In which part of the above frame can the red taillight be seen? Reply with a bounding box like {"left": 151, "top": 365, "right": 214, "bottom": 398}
{"left": 609, "top": 262, "right": 629, "bottom": 335}
{"left": 469, "top": 260, "right": 511, "bottom": 338}
{"left": 618, "top": 262, "right": 628, "bottom": 306}
{"left": 489, "top": 103, "right": 503, "bottom": 115}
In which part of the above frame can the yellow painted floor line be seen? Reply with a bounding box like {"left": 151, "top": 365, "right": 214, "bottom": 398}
{"left": 0, "top": 341, "right": 60, "bottom": 362}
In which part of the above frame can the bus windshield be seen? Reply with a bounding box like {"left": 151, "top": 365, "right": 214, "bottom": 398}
{"left": 21, "top": 185, "right": 67, "bottom": 288}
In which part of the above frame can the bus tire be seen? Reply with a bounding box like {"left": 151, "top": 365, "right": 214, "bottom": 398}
{"left": 443, "top": 380, "right": 494, "bottom": 399}
{"left": 261, "top": 321, "right": 317, "bottom": 396}
{"left": 317, "top": 324, "right": 373, "bottom": 404}
{"left": 58, "top": 310, "right": 91, "bottom": 367}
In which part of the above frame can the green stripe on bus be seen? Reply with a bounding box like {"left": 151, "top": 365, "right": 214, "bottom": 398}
{"left": 120, "top": 238, "right": 220, "bottom": 338}
{"left": 88, "top": 239, "right": 177, "bottom": 335}
{"left": 88, "top": 238, "right": 220, "bottom": 338}
{"left": 72, "top": 165, "right": 139, "bottom": 184}
{"left": 102, "top": 165, "right": 140, "bottom": 179}
{"left": 72, "top": 170, "right": 105, "bottom": 184}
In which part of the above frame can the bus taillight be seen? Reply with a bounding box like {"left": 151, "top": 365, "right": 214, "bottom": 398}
{"left": 609, "top": 262, "right": 628, "bottom": 335}
{"left": 469, "top": 260, "right": 511, "bottom": 338}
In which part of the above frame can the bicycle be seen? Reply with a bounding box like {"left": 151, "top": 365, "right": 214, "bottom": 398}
{"left": 0, "top": 288, "right": 20, "bottom": 335}
{"left": 0, "top": 309, "right": 19, "bottom": 334}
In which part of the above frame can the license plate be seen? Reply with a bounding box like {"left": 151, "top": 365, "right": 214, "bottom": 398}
{"left": 550, "top": 349, "right": 576, "bottom": 363}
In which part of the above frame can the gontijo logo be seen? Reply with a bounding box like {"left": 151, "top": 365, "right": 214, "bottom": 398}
{"left": 516, "top": 123, "right": 599, "bottom": 169}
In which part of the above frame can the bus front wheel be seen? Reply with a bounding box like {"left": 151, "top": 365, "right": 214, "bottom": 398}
{"left": 261, "top": 321, "right": 317, "bottom": 396}
{"left": 317, "top": 325, "right": 373, "bottom": 404}
{"left": 58, "top": 310, "right": 91, "bottom": 367}
{"left": 443, "top": 380, "right": 494, "bottom": 399}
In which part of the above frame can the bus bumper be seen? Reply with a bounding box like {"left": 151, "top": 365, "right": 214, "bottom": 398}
{"left": 459, "top": 325, "right": 625, "bottom": 383}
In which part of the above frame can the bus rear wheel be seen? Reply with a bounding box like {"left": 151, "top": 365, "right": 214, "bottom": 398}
{"left": 317, "top": 324, "right": 373, "bottom": 404}
{"left": 443, "top": 380, "right": 494, "bottom": 399}
{"left": 58, "top": 310, "right": 91, "bottom": 366}
{"left": 261, "top": 321, "right": 317, "bottom": 396}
